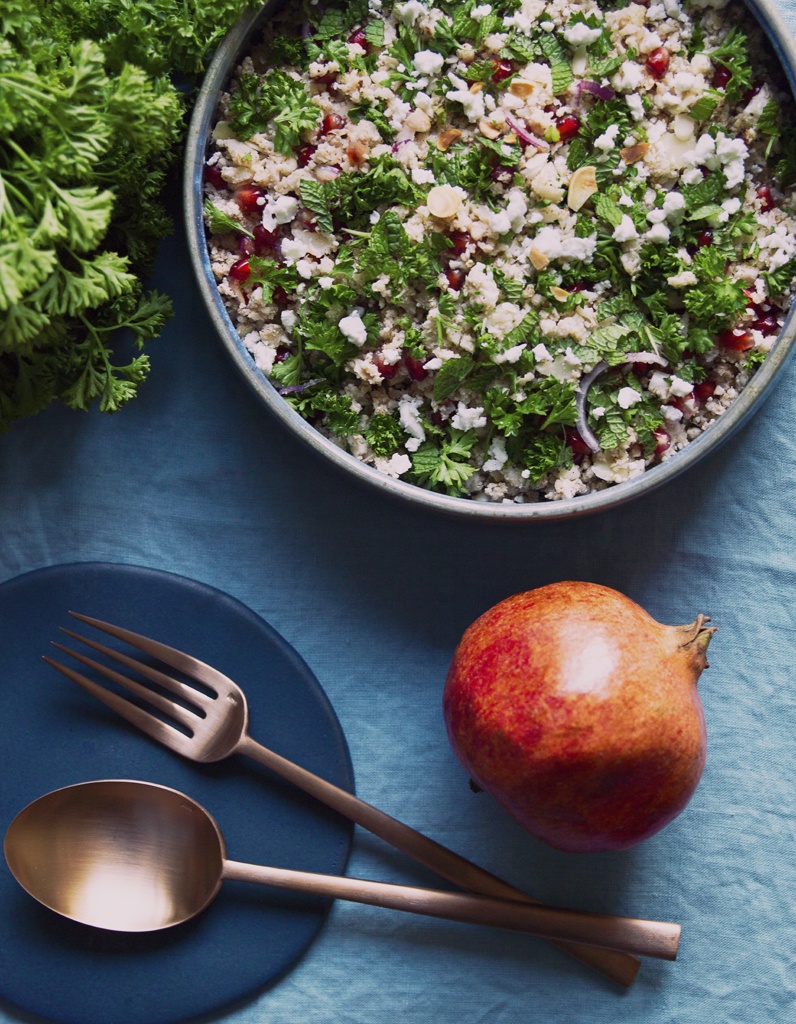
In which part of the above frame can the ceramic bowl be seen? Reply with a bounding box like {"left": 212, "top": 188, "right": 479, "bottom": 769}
{"left": 184, "top": 0, "right": 796, "bottom": 520}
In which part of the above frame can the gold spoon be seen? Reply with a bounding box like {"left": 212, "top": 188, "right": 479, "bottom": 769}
{"left": 3, "top": 779, "right": 680, "bottom": 959}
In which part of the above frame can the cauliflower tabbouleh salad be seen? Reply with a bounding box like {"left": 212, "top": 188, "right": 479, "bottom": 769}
{"left": 203, "top": 0, "right": 796, "bottom": 502}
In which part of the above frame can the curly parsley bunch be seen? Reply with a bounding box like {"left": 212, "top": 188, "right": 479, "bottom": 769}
{"left": 0, "top": 0, "right": 251, "bottom": 430}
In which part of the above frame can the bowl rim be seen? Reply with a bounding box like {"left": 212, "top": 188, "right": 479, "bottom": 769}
{"left": 184, "top": 0, "right": 796, "bottom": 521}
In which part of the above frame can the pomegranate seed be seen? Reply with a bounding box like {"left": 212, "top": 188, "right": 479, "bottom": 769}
{"left": 669, "top": 393, "right": 694, "bottom": 415}
{"left": 743, "top": 81, "right": 763, "bottom": 103}
{"left": 348, "top": 27, "right": 368, "bottom": 48}
{"left": 253, "top": 224, "right": 280, "bottom": 254}
{"left": 718, "top": 327, "right": 753, "bottom": 351}
{"left": 235, "top": 185, "right": 266, "bottom": 215}
{"left": 272, "top": 285, "right": 290, "bottom": 306}
{"left": 696, "top": 229, "right": 713, "bottom": 248}
{"left": 238, "top": 235, "right": 255, "bottom": 256}
{"left": 445, "top": 268, "right": 466, "bottom": 291}
{"left": 274, "top": 346, "right": 291, "bottom": 363}
{"left": 295, "top": 208, "right": 317, "bottom": 231}
{"left": 448, "top": 231, "right": 474, "bottom": 255}
{"left": 564, "top": 428, "right": 591, "bottom": 461}
{"left": 373, "top": 353, "right": 399, "bottom": 379}
{"left": 757, "top": 184, "right": 775, "bottom": 211}
{"left": 296, "top": 144, "right": 317, "bottom": 167}
{"left": 229, "top": 257, "right": 251, "bottom": 283}
{"left": 404, "top": 351, "right": 428, "bottom": 381}
{"left": 712, "top": 65, "right": 732, "bottom": 90}
{"left": 653, "top": 428, "right": 671, "bottom": 455}
{"left": 489, "top": 163, "right": 514, "bottom": 183}
{"left": 491, "top": 58, "right": 515, "bottom": 82}
{"left": 751, "top": 314, "right": 780, "bottom": 336}
{"left": 645, "top": 47, "right": 670, "bottom": 79}
{"left": 204, "top": 163, "right": 225, "bottom": 189}
{"left": 321, "top": 112, "right": 346, "bottom": 134}
{"left": 693, "top": 381, "right": 716, "bottom": 404}
{"left": 314, "top": 66, "right": 338, "bottom": 88}
{"left": 556, "top": 114, "right": 581, "bottom": 142}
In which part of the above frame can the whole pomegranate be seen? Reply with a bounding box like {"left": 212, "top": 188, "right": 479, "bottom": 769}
{"left": 442, "top": 582, "right": 716, "bottom": 853}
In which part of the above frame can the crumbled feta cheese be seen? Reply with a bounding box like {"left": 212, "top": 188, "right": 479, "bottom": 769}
{"left": 482, "top": 436, "right": 508, "bottom": 472}
{"left": 413, "top": 49, "right": 445, "bottom": 75}
{"left": 563, "top": 21, "right": 603, "bottom": 47}
{"left": 669, "top": 376, "right": 694, "bottom": 398}
{"left": 411, "top": 167, "right": 436, "bottom": 184}
{"left": 613, "top": 215, "right": 639, "bottom": 242}
{"left": 530, "top": 226, "right": 598, "bottom": 264}
{"left": 645, "top": 222, "right": 671, "bottom": 243}
{"left": 398, "top": 394, "right": 425, "bottom": 446}
{"left": 594, "top": 123, "right": 621, "bottom": 151}
{"left": 384, "top": 452, "right": 412, "bottom": 476}
{"left": 617, "top": 386, "right": 642, "bottom": 409}
{"left": 339, "top": 311, "right": 368, "bottom": 346}
{"left": 446, "top": 74, "right": 486, "bottom": 122}
{"left": 451, "top": 402, "right": 488, "bottom": 431}
{"left": 261, "top": 195, "right": 299, "bottom": 232}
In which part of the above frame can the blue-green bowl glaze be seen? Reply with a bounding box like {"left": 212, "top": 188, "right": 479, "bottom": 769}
{"left": 184, "top": 0, "right": 796, "bottom": 521}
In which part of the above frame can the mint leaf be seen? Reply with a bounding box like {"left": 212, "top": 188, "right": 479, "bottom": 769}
{"left": 204, "top": 199, "right": 253, "bottom": 238}
{"left": 433, "top": 355, "right": 475, "bottom": 402}
{"left": 298, "top": 179, "right": 334, "bottom": 234}
{"left": 538, "top": 33, "right": 573, "bottom": 94}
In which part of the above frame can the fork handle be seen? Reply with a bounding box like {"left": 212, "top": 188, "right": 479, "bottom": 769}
{"left": 237, "top": 735, "right": 642, "bottom": 985}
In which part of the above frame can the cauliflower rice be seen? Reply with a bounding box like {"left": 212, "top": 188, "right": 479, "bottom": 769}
{"left": 203, "top": 0, "right": 796, "bottom": 503}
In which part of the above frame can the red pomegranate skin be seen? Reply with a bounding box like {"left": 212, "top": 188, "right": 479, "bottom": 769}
{"left": 442, "top": 582, "right": 714, "bottom": 853}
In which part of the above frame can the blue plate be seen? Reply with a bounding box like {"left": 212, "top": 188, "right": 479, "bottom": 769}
{"left": 0, "top": 563, "right": 354, "bottom": 1024}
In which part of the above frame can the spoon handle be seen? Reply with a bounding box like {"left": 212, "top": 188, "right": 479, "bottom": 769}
{"left": 238, "top": 736, "right": 641, "bottom": 983}
{"left": 222, "top": 859, "right": 680, "bottom": 962}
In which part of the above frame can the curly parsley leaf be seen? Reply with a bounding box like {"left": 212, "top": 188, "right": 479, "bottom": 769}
{"left": 229, "top": 69, "right": 319, "bottom": 152}
{"left": 410, "top": 429, "right": 478, "bottom": 496}
{"left": 366, "top": 413, "right": 404, "bottom": 457}
{"left": 703, "top": 26, "right": 753, "bottom": 104}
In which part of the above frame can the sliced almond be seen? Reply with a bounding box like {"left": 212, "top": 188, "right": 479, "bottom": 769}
{"left": 567, "top": 165, "right": 598, "bottom": 211}
{"left": 478, "top": 118, "right": 504, "bottom": 140}
{"left": 620, "top": 142, "right": 650, "bottom": 165}
{"left": 427, "top": 184, "right": 462, "bottom": 219}
{"left": 405, "top": 108, "right": 431, "bottom": 133}
{"left": 509, "top": 80, "right": 535, "bottom": 99}
{"left": 550, "top": 286, "right": 571, "bottom": 302}
{"left": 504, "top": 131, "right": 518, "bottom": 144}
{"left": 437, "top": 128, "right": 463, "bottom": 152}
{"left": 469, "top": 81, "right": 484, "bottom": 94}
{"left": 529, "top": 246, "right": 550, "bottom": 271}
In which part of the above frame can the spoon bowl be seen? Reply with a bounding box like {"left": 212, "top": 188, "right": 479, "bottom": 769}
{"left": 4, "top": 780, "right": 681, "bottom": 959}
{"left": 5, "top": 780, "right": 224, "bottom": 931}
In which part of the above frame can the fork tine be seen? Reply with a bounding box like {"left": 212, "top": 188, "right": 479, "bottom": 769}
{"left": 68, "top": 611, "right": 226, "bottom": 691}
{"left": 43, "top": 655, "right": 196, "bottom": 756}
{"left": 58, "top": 628, "right": 210, "bottom": 709}
{"left": 50, "top": 641, "right": 201, "bottom": 731}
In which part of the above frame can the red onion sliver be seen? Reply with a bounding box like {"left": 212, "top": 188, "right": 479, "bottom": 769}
{"left": 505, "top": 116, "right": 549, "bottom": 150}
{"left": 577, "top": 79, "right": 616, "bottom": 101}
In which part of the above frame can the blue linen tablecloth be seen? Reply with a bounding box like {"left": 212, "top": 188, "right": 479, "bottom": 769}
{"left": 2, "top": 12, "right": 796, "bottom": 1024}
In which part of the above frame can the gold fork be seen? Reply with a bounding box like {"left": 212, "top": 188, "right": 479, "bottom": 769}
{"left": 44, "top": 612, "right": 668, "bottom": 983}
